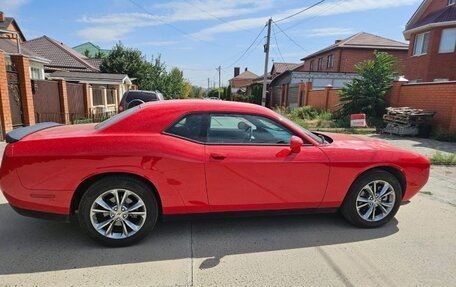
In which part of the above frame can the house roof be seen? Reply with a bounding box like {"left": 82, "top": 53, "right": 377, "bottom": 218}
{"left": 271, "top": 62, "right": 301, "bottom": 75}
{"left": 86, "top": 58, "right": 104, "bottom": 70}
{"left": 23, "top": 36, "right": 100, "bottom": 72}
{"left": 0, "top": 39, "right": 50, "bottom": 63}
{"left": 407, "top": 4, "right": 456, "bottom": 30}
{"left": 73, "top": 42, "right": 111, "bottom": 57}
{"left": 230, "top": 70, "right": 259, "bottom": 81}
{"left": 0, "top": 16, "right": 26, "bottom": 41}
{"left": 301, "top": 32, "right": 408, "bottom": 61}
{"left": 48, "top": 71, "right": 131, "bottom": 85}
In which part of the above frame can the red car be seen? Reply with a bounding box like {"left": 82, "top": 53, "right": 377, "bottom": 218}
{"left": 0, "top": 100, "right": 430, "bottom": 246}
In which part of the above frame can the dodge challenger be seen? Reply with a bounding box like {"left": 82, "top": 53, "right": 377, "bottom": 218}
{"left": 0, "top": 100, "right": 430, "bottom": 246}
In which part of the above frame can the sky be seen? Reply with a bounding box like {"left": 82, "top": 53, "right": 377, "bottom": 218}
{"left": 1, "top": 0, "right": 422, "bottom": 88}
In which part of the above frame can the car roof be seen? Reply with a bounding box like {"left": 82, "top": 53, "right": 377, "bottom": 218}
{"left": 142, "top": 99, "right": 273, "bottom": 115}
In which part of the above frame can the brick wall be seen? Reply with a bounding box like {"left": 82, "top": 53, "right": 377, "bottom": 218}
{"left": 0, "top": 51, "right": 13, "bottom": 136}
{"left": 305, "top": 85, "right": 341, "bottom": 112}
{"left": 388, "top": 81, "right": 456, "bottom": 132}
{"left": 300, "top": 48, "right": 407, "bottom": 74}
{"left": 10, "top": 55, "right": 35, "bottom": 125}
{"left": 404, "top": 25, "right": 456, "bottom": 82}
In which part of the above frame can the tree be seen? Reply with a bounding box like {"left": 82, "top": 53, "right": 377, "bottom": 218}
{"left": 100, "top": 42, "right": 149, "bottom": 88}
{"left": 339, "top": 51, "right": 397, "bottom": 127}
{"left": 100, "top": 43, "right": 187, "bottom": 99}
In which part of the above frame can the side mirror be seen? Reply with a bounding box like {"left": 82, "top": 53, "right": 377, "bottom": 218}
{"left": 290, "top": 136, "right": 303, "bottom": 153}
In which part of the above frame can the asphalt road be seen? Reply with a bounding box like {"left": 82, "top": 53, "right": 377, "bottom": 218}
{"left": 0, "top": 139, "right": 455, "bottom": 286}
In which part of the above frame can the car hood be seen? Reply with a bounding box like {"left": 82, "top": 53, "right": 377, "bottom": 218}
{"left": 320, "top": 132, "right": 395, "bottom": 150}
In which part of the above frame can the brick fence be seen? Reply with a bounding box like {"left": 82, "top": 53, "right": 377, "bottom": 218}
{"left": 280, "top": 80, "right": 456, "bottom": 133}
{"left": 388, "top": 81, "right": 456, "bottom": 133}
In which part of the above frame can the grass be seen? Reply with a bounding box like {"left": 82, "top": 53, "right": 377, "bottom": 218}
{"left": 430, "top": 151, "right": 456, "bottom": 166}
{"left": 274, "top": 106, "right": 376, "bottom": 134}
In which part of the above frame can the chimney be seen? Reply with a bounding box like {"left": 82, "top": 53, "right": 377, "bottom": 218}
{"left": 234, "top": 67, "right": 240, "bottom": 77}
{"left": 245, "top": 67, "right": 248, "bottom": 71}
{"left": 335, "top": 40, "right": 342, "bottom": 44}
{"left": 0, "top": 12, "right": 4, "bottom": 22}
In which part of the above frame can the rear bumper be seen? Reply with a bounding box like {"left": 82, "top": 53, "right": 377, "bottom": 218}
{"left": 1, "top": 169, "right": 71, "bottom": 215}
{"left": 10, "top": 205, "right": 69, "bottom": 222}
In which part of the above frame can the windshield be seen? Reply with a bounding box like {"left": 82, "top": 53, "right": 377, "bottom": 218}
{"left": 95, "top": 105, "right": 141, "bottom": 130}
{"left": 278, "top": 115, "right": 324, "bottom": 144}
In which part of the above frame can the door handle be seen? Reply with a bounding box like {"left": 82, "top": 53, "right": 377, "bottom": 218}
{"left": 210, "top": 153, "right": 226, "bottom": 160}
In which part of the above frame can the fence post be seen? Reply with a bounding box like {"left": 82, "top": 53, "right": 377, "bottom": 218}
{"left": 304, "top": 81, "right": 312, "bottom": 106}
{"left": 113, "top": 89, "right": 118, "bottom": 109}
{"left": 298, "top": 83, "right": 305, "bottom": 106}
{"left": 324, "top": 85, "right": 332, "bottom": 110}
{"left": 82, "top": 83, "right": 91, "bottom": 116}
{"left": 10, "top": 54, "right": 35, "bottom": 125}
{"left": 0, "top": 51, "right": 13, "bottom": 135}
{"left": 101, "top": 87, "right": 108, "bottom": 111}
{"left": 57, "top": 79, "right": 70, "bottom": 124}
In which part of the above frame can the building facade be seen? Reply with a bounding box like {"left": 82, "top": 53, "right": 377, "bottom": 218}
{"left": 403, "top": 0, "right": 456, "bottom": 82}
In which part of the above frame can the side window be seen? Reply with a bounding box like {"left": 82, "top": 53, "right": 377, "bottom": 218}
{"left": 207, "top": 114, "right": 293, "bottom": 144}
{"left": 165, "top": 114, "right": 206, "bottom": 142}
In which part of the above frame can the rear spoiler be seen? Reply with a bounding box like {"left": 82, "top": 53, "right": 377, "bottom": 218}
{"left": 5, "top": 122, "right": 62, "bottom": 143}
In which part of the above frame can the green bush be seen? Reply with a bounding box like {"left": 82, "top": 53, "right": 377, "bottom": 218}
{"left": 290, "top": 106, "right": 319, "bottom": 120}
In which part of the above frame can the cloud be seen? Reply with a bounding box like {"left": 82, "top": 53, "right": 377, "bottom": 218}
{"left": 192, "top": 0, "right": 420, "bottom": 39}
{"left": 76, "top": 26, "right": 132, "bottom": 42}
{"left": 304, "top": 27, "right": 356, "bottom": 37}
{"left": 0, "top": 0, "right": 29, "bottom": 15}
{"left": 76, "top": 0, "right": 273, "bottom": 42}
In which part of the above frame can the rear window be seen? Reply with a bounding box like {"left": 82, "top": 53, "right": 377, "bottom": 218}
{"left": 125, "top": 91, "right": 158, "bottom": 102}
{"left": 95, "top": 105, "right": 141, "bottom": 130}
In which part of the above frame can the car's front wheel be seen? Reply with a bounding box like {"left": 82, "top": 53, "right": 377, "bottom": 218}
{"left": 341, "top": 170, "right": 402, "bottom": 228}
{"left": 78, "top": 176, "right": 158, "bottom": 247}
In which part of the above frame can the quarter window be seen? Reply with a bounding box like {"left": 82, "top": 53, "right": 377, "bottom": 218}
{"left": 439, "top": 28, "right": 456, "bottom": 53}
{"left": 413, "top": 32, "right": 430, "bottom": 56}
{"left": 207, "top": 114, "right": 293, "bottom": 144}
{"left": 165, "top": 114, "right": 207, "bottom": 142}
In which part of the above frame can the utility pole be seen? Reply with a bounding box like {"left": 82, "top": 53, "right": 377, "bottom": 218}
{"left": 207, "top": 78, "right": 210, "bottom": 91}
{"left": 262, "top": 18, "right": 272, "bottom": 107}
{"left": 216, "top": 65, "right": 221, "bottom": 99}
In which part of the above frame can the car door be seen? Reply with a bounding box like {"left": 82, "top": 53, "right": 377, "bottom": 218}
{"left": 204, "top": 113, "right": 330, "bottom": 212}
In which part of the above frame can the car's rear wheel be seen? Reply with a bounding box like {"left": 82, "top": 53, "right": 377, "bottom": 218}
{"left": 341, "top": 170, "right": 402, "bottom": 228}
{"left": 78, "top": 176, "right": 158, "bottom": 247}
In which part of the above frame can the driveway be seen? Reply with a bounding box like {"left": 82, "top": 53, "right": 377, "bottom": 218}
{"left": 0, "top": 137, "right": 455, "bottom": 286}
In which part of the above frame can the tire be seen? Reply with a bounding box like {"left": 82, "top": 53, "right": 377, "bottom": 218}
{"left": 78, "top": 176, "right": 158, "bottom": 247}
{"left": 340, "top": 170, "right": 402, "bottom": 228}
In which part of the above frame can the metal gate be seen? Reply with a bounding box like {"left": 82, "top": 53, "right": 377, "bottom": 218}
{"left": 7, "top": 70, "right": 24, "bottom": 127}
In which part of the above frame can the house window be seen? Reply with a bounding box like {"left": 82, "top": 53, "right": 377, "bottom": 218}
{"left": 413, "top": 32, "right": 430, "bottom": 56}
{"left": 317, "top": 57, "right": 323, "bottom": 70}
{"left": 327, "top": 54, "right": 334, "bottom": 69}
{"left": 310, "top": 60, "right": 315, "bottom": 71}
{"left": 30, "top": 67, "right": 43, "bottom": 80}
{"left": 449, "top": 0, "right": 455, "bottom": 5}
{"left": 439, "top": 28, "right": 456, "bottom": 53}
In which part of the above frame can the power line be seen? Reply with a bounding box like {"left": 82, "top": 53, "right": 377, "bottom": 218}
{"left": 182, "top": 0, "right": 255, "bottom": 34}
{"left": 127, "top": 0, "right": 224, "bottom": 47}
{"left": 272, "top": 21, "right": 308, "bottom": 53}
{"left": 272, "top": 25, "right": 286, "bottom": 63}
{"left": 281, "top": 0, "right": 342, "bottom": 32}
{"left": 274, "top": 0, "right": 326, "bottom": 23}
{"left": 222, "top": 24, "right": 267, "bottom": 69}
